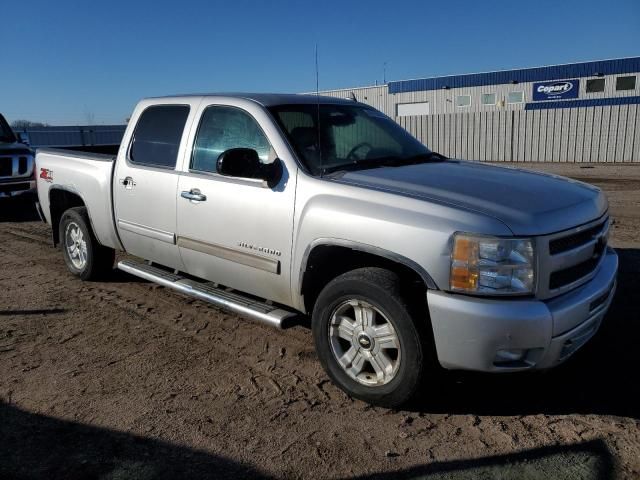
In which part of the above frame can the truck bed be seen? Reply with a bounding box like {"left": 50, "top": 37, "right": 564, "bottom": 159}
{"left": 35, "top": 147, "right": 122, "bottom": 250}
{"left": 51, "top": 145, "right": 120, "bottom": 156}
{"left": 36, "top": 147, "right": 117, "bottom": 162}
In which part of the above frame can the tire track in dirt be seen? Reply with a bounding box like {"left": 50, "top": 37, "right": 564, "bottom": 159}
{"left": 0, "top": 225, "right": 348, "bottom": 409}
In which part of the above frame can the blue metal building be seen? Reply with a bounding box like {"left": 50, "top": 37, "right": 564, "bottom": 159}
{"left": 321, "top": 57, "right": 640, "bottom": 162}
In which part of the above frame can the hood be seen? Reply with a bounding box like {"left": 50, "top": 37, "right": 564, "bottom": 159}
{"left": 333, "top": 160, "right": 607, "bottom": 236}
{"left": 0, "top": 142, "right": 33, "bottom": 155}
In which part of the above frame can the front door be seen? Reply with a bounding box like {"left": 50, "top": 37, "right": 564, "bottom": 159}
{"left": 176, "top": 103, "right": 296, "bottom": 306}
{"left": 114, "top": 103, "right": 193, "bottom": 270}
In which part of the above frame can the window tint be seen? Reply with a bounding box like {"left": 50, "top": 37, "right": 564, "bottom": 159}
{"left": 507, "top": 91, "right": 524, "bottom": 104}
{"left": 455, "top": 95, "right": 471, "bottom": 107}
{"left": 129, "top": 105, "right": 189, "bottom": 168}
{"left": 586, "top": 78, "right": 605, "bottom": 93}
{"left": 191, "top": 106, "right": 271, "bottom": 173}
{"left": 481, "top": 93, "right": 496, "bottom": 105}
{"left": 616, "top": 76, "right": 636, "bottom": 91}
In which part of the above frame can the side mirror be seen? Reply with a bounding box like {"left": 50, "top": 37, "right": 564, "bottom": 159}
{"left": 18, "top": 132, "right": 30, "bottom": 146}
{"left": 216, "top": 148, "right": 282, "bottom": 188}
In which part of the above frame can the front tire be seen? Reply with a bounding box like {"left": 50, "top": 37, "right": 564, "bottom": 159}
{"left": 312, "top": 267, "right": 425, "bottom": 408}
{"left": 59, "top": 207, "right": 114, "bottom": 280}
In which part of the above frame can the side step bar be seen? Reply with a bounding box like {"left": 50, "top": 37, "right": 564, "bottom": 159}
{"left": 117, "top": 259, "right": 297, "bottom": 328}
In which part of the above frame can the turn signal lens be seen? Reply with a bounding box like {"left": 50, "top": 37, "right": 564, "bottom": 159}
{"left": 451, "top": 237, "right": 479, "bottom": 290}
{"left": 450, "top": 265, "right": 478, "bottom": 290}
{"left": 450, "top": 233, "right": 535, "bottom": 295}
{"left": 452, "top": 237, "right": 476, "bottom": 261}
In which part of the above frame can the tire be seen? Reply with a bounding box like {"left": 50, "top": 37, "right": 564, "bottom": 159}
{"left": 59, "top": 207, "right": 115, "bottom": 280}
{"left": 312, "top": 267, "right": 425, "bottom": 408}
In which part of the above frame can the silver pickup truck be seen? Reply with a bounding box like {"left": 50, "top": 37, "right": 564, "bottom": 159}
{"left": 35, "top": 94, "right": 618, "bottom": 407}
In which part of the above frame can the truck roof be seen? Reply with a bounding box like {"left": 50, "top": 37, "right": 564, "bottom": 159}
{"left": 148, "top": 93, "right": 358, "bottom": 107}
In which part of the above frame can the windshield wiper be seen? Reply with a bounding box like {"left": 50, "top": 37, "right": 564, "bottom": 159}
{"left": 321, "top": 157, "right": 397, "bottom": 175}
{"left": 399, "top": 151, "right": 447, "bottom": 165}
{"left": 321, "top": 151, "right": 446, "bottom": 175}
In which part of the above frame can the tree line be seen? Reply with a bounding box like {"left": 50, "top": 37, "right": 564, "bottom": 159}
{"left": 10, "top": 120, "right": 50, "bottom": 129}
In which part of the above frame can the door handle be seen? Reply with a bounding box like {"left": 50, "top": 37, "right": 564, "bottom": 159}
{"left": 120, "top": 176, "right": 136, "bottom": 189}
{"left": 181, "top": 189, "right": 207, "bottom": 202}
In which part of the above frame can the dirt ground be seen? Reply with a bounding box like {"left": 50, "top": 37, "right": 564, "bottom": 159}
{"left": 1, "top": 162, "right": 639, "bottom": 480}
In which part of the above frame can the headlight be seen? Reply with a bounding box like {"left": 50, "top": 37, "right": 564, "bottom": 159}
{"left": 450, "top": 233, "right": 535, "bottom": 295}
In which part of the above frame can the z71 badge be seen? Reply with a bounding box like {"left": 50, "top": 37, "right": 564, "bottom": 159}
{"left": 39, "top": 168, "right": 53, "bottom": 182}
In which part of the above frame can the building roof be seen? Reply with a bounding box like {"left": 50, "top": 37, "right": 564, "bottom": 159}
{"left": 388, "top": 57, "right": 640, "bottom": 94}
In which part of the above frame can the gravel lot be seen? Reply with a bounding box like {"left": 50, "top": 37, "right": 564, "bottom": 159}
{"left": 1, "top": 162, "right": 638, "bottom": 479}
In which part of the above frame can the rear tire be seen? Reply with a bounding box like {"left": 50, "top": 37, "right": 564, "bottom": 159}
{"left": 312, "top": 267, "right": 425, "bottom": 408}
{"left": 59, "top": 207, "right": 114, "bottom": 280}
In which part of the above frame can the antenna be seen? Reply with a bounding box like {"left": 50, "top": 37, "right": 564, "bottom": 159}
{"left": 315, "top": 44, "right": 323, "bottom": 177}
{"left": 315, "top": 44, "right": 320, "bottom": 96}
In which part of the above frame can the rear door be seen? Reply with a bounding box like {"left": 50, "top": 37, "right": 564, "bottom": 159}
{"left": 175, "top": 100, "right": 297, "bottom": 306}
{"left": 114, "top": 100, "right": 199, "bottom": 270}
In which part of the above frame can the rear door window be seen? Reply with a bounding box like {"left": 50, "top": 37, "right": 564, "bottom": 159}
{"left": 129, "top": 105, "right": 190, "bottom": 168}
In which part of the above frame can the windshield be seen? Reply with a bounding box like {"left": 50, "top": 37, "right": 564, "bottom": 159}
{"left": 0, "top": 115, "right": 16, "bottom": 143}
{"left": 268, "top": 104, "right": 433, "bottom": 175}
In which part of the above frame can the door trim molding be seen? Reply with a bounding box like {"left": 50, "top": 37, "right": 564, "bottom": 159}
{"left": 117, "top": 219, "right": 176, "bottom": 244}
{"left": 177, "top": 236, "right": 280, "bottom": 274}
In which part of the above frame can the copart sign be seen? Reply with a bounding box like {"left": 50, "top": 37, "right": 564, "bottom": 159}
{"left": 532, "top": 79, "right": 580, "bottom": 101}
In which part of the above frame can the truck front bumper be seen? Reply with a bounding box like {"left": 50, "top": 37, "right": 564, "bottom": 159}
{"left": 427, "top": 248, "right": 618, "bottom": 372}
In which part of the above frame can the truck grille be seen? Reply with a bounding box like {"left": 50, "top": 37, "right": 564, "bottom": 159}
{"left": 549, "top": 220, "right": 607, "bottom": 255}
{"left": 549, "top": 240, "right": 605, "bottom": 289}
{"left": 0, "top": 155, "right": 34, "bottom": 179}
{"left": 536, "top": 215, "right": 609, "bottom": 299}
{"left": 0, "top": 157, "right": 12, "bottom": 176}
{"left": 18, "top": 156, "right": 28, "bottom": 174}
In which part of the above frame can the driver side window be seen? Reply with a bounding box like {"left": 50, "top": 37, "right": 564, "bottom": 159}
{"left": 191, "top": 106, "right": 271, "bottom": 173}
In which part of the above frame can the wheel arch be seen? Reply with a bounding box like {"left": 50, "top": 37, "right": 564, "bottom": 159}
{"left": 298, "top": 239, "right": 438, "bottom": 315}
{"left": 48, "top": 187, "right": 91, "bottom": 246}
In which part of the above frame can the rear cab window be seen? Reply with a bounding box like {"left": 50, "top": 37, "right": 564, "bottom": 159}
{"left": 129, "top": 105, "right": 190, "bottom": 168}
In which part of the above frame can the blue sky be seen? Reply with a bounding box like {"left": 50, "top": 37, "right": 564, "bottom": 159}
{"left": 2, "top": 0, "right": 639, "bottom": 125}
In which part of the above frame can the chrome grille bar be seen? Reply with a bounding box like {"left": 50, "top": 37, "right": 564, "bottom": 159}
{"left": 0, "top": 155, "right": 34, "bottom": 181}
{"left": 536, "top": 215, "right": 609, "bottom": 299}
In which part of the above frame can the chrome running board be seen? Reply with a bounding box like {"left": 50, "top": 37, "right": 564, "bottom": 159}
{"left": 117, "top": 259, "right": 297, "bottom": 328}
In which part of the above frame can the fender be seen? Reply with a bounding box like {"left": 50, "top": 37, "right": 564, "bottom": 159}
{"left": 298, "top": 237, "right": 439, "bottom": 294}
{"left": 48, "top": 185, "right": 98, "bottom": 247}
